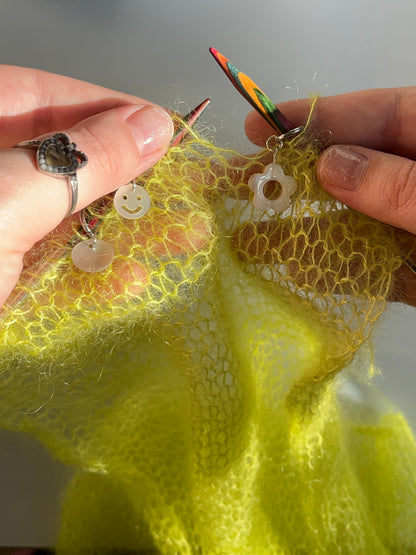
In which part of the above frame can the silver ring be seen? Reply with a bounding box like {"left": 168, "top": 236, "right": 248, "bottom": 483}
{"left": 14, "top": 132, "right": 88, "bottom": 217}
{"left": 266, "top": 126, "right": 305, "bottom": 151}
{"left": 279, "top": 125, "right": 305, "bottom": 142}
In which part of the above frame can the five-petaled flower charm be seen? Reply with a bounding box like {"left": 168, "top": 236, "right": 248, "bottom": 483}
{"left": 248, "top": 163, "right": 297, "bottom": 213}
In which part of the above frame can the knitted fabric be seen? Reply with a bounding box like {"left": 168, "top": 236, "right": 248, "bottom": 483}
{"left": 0, "top": 110, "right": 415, "bottom": 553}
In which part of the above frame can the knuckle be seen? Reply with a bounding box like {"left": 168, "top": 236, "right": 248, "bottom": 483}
{"left": 383, "top": 161, "right": 416, "bottom": 218}
{"left": 77, "top": 126, "right": 125, "bottom": 178}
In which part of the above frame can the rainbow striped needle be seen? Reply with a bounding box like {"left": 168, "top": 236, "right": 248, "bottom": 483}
{"left": 209, "top": 47, "right": 292, "bottom": 134}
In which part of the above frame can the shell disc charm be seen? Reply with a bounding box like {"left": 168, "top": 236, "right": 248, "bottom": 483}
{"left": 114, "top": 183, "right": 151, "bottom": 220}
{"left": 71, "top": 238, "right": 114, "bottom": 273}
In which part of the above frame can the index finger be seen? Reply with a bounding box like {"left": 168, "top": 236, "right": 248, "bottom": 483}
{"left": 245, "top": 87, "right": 416, "bottom": 159}
{"left": 0, "top": 65, "right": 153, "bottom": 147}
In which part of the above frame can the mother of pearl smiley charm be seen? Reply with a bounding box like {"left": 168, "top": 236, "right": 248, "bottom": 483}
{"left": 114, "top": 181, "right": 151, "bottom": 220}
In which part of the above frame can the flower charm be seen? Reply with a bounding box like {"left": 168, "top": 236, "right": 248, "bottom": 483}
{"left": 248, "top": 163, "right": 297, "bottom": 213}
{"left": 114, "top": 183, "right": 151, "bottom": 219}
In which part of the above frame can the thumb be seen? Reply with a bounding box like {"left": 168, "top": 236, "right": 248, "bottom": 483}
{"left": 0, "top": 103, "right": 173, "bottom": 306}
{"left": 317, "top": 145, "right": 416, "bottom": 234}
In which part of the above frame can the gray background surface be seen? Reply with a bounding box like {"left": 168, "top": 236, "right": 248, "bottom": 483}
{"left": 0, "top": 0, "right": 415, "bottom": 546}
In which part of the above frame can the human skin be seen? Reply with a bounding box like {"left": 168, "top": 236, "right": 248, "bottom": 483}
{"left": 1, "top": 67, "right": 416, "bottom": 306}
{"left": 246, "top": 88, "right": 416, "bottom": 232}
{"left": 246, "top": 88, "right": 416, "bottom": 305}
{"left": 0, "top": 65, "right": 174, "bottom": 307}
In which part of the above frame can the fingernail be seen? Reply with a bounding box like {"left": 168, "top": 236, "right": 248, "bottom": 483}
{"left": 318, "top": 145, "right": 369, "bottom": 191}
{"left": 126, "top": 105, "right": 174, "bottom": 157}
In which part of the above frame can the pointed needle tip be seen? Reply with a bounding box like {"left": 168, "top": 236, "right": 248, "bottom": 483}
{"left": 209, "top": 47, "right": 222, "bottom": 62}
{"left": 171, "top": 98, "right": 211, "bottom": 146}
{"left": 208, "top": 47, "right": 293, "bottom": 133}
{"left": 184, "top": 98, "right": 211, "bottom": 121}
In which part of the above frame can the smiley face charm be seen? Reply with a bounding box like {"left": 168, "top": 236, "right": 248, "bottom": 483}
{"left": 114, "top": 182, "right": 151, "bottom": 220}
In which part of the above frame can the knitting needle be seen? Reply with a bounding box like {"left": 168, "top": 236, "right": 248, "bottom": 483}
{"left": 209, "top": 47, "right": 293, "bottom": 134}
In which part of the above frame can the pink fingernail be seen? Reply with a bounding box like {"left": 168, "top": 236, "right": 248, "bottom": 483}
{"left": 318, "top": 145, "right": 369, "bottom": 191}
{"left": 126, "top": 105, "right": 174, "bottom": 157}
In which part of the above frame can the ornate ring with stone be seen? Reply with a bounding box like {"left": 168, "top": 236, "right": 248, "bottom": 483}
{"left": 15, "top": 132, "right": 88, "bottom": 217}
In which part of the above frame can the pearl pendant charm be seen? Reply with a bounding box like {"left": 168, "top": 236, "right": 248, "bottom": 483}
{"left": 248, "top": 163, "right": 297, "bottom": 213}
{"left": 71, "top": 238, "right": 114, "bottom": 273}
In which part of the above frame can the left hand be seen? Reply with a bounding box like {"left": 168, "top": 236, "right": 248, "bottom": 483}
{"left": 0, "top": 65, "right": 175, "bottom": 307}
